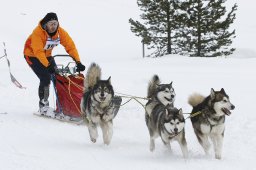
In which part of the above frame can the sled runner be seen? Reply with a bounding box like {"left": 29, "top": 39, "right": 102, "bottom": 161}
{"left": 33, "top": 112, "right": 84, "bottom": 125}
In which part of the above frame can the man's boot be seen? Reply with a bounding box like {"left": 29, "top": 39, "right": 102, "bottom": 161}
{"left": 38, "top": 85, "right": 51, "bottom": 115}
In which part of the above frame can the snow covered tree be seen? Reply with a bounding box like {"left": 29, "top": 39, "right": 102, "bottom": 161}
{"left": 182, "top": 0, "right": 237, "bottom": 57}
{"left": 129, "top": 0, "right": 187, "bottom": 57}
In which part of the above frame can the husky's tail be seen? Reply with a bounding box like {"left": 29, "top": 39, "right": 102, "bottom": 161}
{"left": 147, "top": 75, "right": 160, "bottom": 98}
{"left": 84, "top": 62, "right": 101, "bottom": 92}
{"left": 188, "top": 93, "right": 205, "bottom": 107}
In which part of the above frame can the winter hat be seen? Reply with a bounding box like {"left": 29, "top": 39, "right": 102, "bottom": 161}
{"left": 41, "top": 12, "right": 58, "bottom": 26}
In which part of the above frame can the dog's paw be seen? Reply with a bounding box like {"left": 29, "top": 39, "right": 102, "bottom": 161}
{"left": 150, "top": 143, "right": 155, "bottom": 152}
{"left": 104, "top": 140, "right": 111, "bottom": 145}
{"left": 215, "top": 153, "right": 222, "bottom": 160}
{"left": 150, "top": 146, "right": 155, "bottom": 152}
{"left": 91, "top": 138, "right": 97, "bottom": 143}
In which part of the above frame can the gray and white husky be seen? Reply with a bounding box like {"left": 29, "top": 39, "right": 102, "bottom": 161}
{"left": 145, "top": 75, "right": 176, "bottom": 117}
{"left": 80, "top": 63, "right": 122, "bottom": 145}
{"left": 145, "top": 75, "right": 188, "bottom": 158}
{"left": 188, "top": 88, "right": 235, "bottom": 159}
{"left": 145, "top": 105, "right": 188, "bottom": 158}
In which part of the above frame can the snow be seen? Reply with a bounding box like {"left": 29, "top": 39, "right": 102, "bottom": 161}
{"left": 0, "top": 0, "right": 256, "bottom": 170}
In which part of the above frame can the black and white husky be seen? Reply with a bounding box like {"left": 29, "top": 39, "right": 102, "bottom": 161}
{"left": 145, "top": 75, "right": 176, "bottom": 117}
{"left": 80, "top": 63, "right": 122, "bottom": 145}
{"left": 145, "top": 75, "right": 188, "bottom": 158}
{"left": 145, "top": 105, "right": 188, "bottom": 158}
{"left": 188, "top": 88, "right": 235, "bottom": 159}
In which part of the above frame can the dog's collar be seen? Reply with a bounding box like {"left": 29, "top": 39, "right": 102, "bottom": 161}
{"left": 91, "top": 97, "right": 114, "bottom": 115}
{"left": 154, "top": 97, "right": 174, "bottom": 107}
{"left": 208, "top": 116, "right": 224, "bottom": 125}
{"left": 91, "top": 103, "right": 111, "bottom": 114}
{"left": 92, "top": 94, "right": 112, "bottom": 106}
{"left": 203, "top": 110, "right": 225, "bottom": 126}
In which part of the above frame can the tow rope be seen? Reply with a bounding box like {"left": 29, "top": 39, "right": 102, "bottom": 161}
{"left": 115, "top": 92, "right": 150, "bottom": 109}
{"left": 1, "top": 42, "right": 26, "bottom": 89}
{"left": 184, "top": 111, "right": 202, "bottom": 120}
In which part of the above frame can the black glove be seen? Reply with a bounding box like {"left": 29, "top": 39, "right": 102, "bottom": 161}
{"left": 76, "top": 62, "right": 86, "bottom": 72}
{"left": 47, "top": 62, "right": 56, "bottom": 74}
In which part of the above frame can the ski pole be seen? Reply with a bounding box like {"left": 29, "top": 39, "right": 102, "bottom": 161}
{"left": 51, "top": 74, "right": 63, "bottom": 115}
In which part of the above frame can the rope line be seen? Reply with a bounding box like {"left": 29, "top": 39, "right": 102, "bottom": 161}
{"left": 185, "top": 111, "right": 202, "bottom": 120}
{"left": 116, "top": 92, "right": 150, "bottom": 100}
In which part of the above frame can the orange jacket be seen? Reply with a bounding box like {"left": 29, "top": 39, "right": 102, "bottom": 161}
{"left": 24, "top": 22, "right": 81, "bottom": 67}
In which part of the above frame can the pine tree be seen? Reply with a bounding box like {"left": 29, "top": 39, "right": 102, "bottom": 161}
{"left": 183, "top": 0, "right": 237, "bottom": 57}
{"left": 129, "top": 0, "right": 186, "bottom": 57}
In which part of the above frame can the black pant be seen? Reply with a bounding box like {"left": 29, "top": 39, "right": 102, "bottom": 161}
{"left": 24, "top": 56, "right": 56, "bottom": 87}
{"left": 24, "top": 56, "right": 57, "bottom": 101}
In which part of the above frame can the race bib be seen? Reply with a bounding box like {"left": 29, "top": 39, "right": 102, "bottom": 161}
{"left": 44, "top": 36, "right": 60, "bottom": 50}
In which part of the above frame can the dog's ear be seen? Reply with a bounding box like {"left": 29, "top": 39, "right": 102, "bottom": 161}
{"left": 178, "top": 108, "right": 183, "bottom": 115}
{"left": 220, "top": 88, "right": 226, "bottom": 94}
{"left": 210, "top": 88, "right": 215, "bottom": 99}
{"left": 169, "top": 81, "right": 173, "bottom": 86}
{"left": 107, "top": 76, "right": 111, "bottom": 84}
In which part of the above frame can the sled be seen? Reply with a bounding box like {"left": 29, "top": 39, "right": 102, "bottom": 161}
{"left": 53, "top": 54, "right": 84, "bottom": 120}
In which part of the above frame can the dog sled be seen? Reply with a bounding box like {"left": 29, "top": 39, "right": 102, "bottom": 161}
{"left": 53, "top": 55, "right": 85, "bottom": 121}
{"left": 34, "top": 55, "right": 85, "bottom": 124}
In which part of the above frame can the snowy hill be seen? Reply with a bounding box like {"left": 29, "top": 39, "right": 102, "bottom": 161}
{"left": 1, "top": 0, "right": 256, "bottom": 170}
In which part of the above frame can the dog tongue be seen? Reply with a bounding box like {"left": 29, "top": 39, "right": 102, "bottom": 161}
{"left": 222, "top": 108, "right": 231, "bottom": 116}
{"left": 165, "top": 97, "right": 171, "bottom": 102}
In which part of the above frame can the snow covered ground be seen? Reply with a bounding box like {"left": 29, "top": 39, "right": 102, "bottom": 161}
{"left": 1, "top": 0, "right": 256, "bottom": 170}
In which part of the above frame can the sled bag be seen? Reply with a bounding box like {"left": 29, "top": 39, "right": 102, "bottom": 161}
{"left": 55, "top": 74, "right": 84, "bottom": 118}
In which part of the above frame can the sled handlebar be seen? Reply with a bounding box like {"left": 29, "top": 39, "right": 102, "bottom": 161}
{"left": 53, "top": 54, "right": 79, "bottom": 75}
{"left": 53, "top": 54, "right": 72, "bottom": 58}
{"left": 56, "top": 63, "right": 78, "bottom": 75}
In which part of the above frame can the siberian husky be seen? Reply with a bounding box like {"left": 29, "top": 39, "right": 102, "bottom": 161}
{"left": 80, "top": 63, "right": 122, "bottom": 145}
{"left": 145, "top": 105, "right": 188, "bottom": 158}
{"left": 145, "top": 75, "right": 188, "bottom": 158}
{"left": 145, "top": 75, "right": 175, "bottom": 117}
{"left": 188, "top": 88, "right": 235, "bottom": 159}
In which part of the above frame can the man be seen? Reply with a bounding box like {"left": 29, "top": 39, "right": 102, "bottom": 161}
{"left": 24, "top": 12, "right": 85, "bottom": 114}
